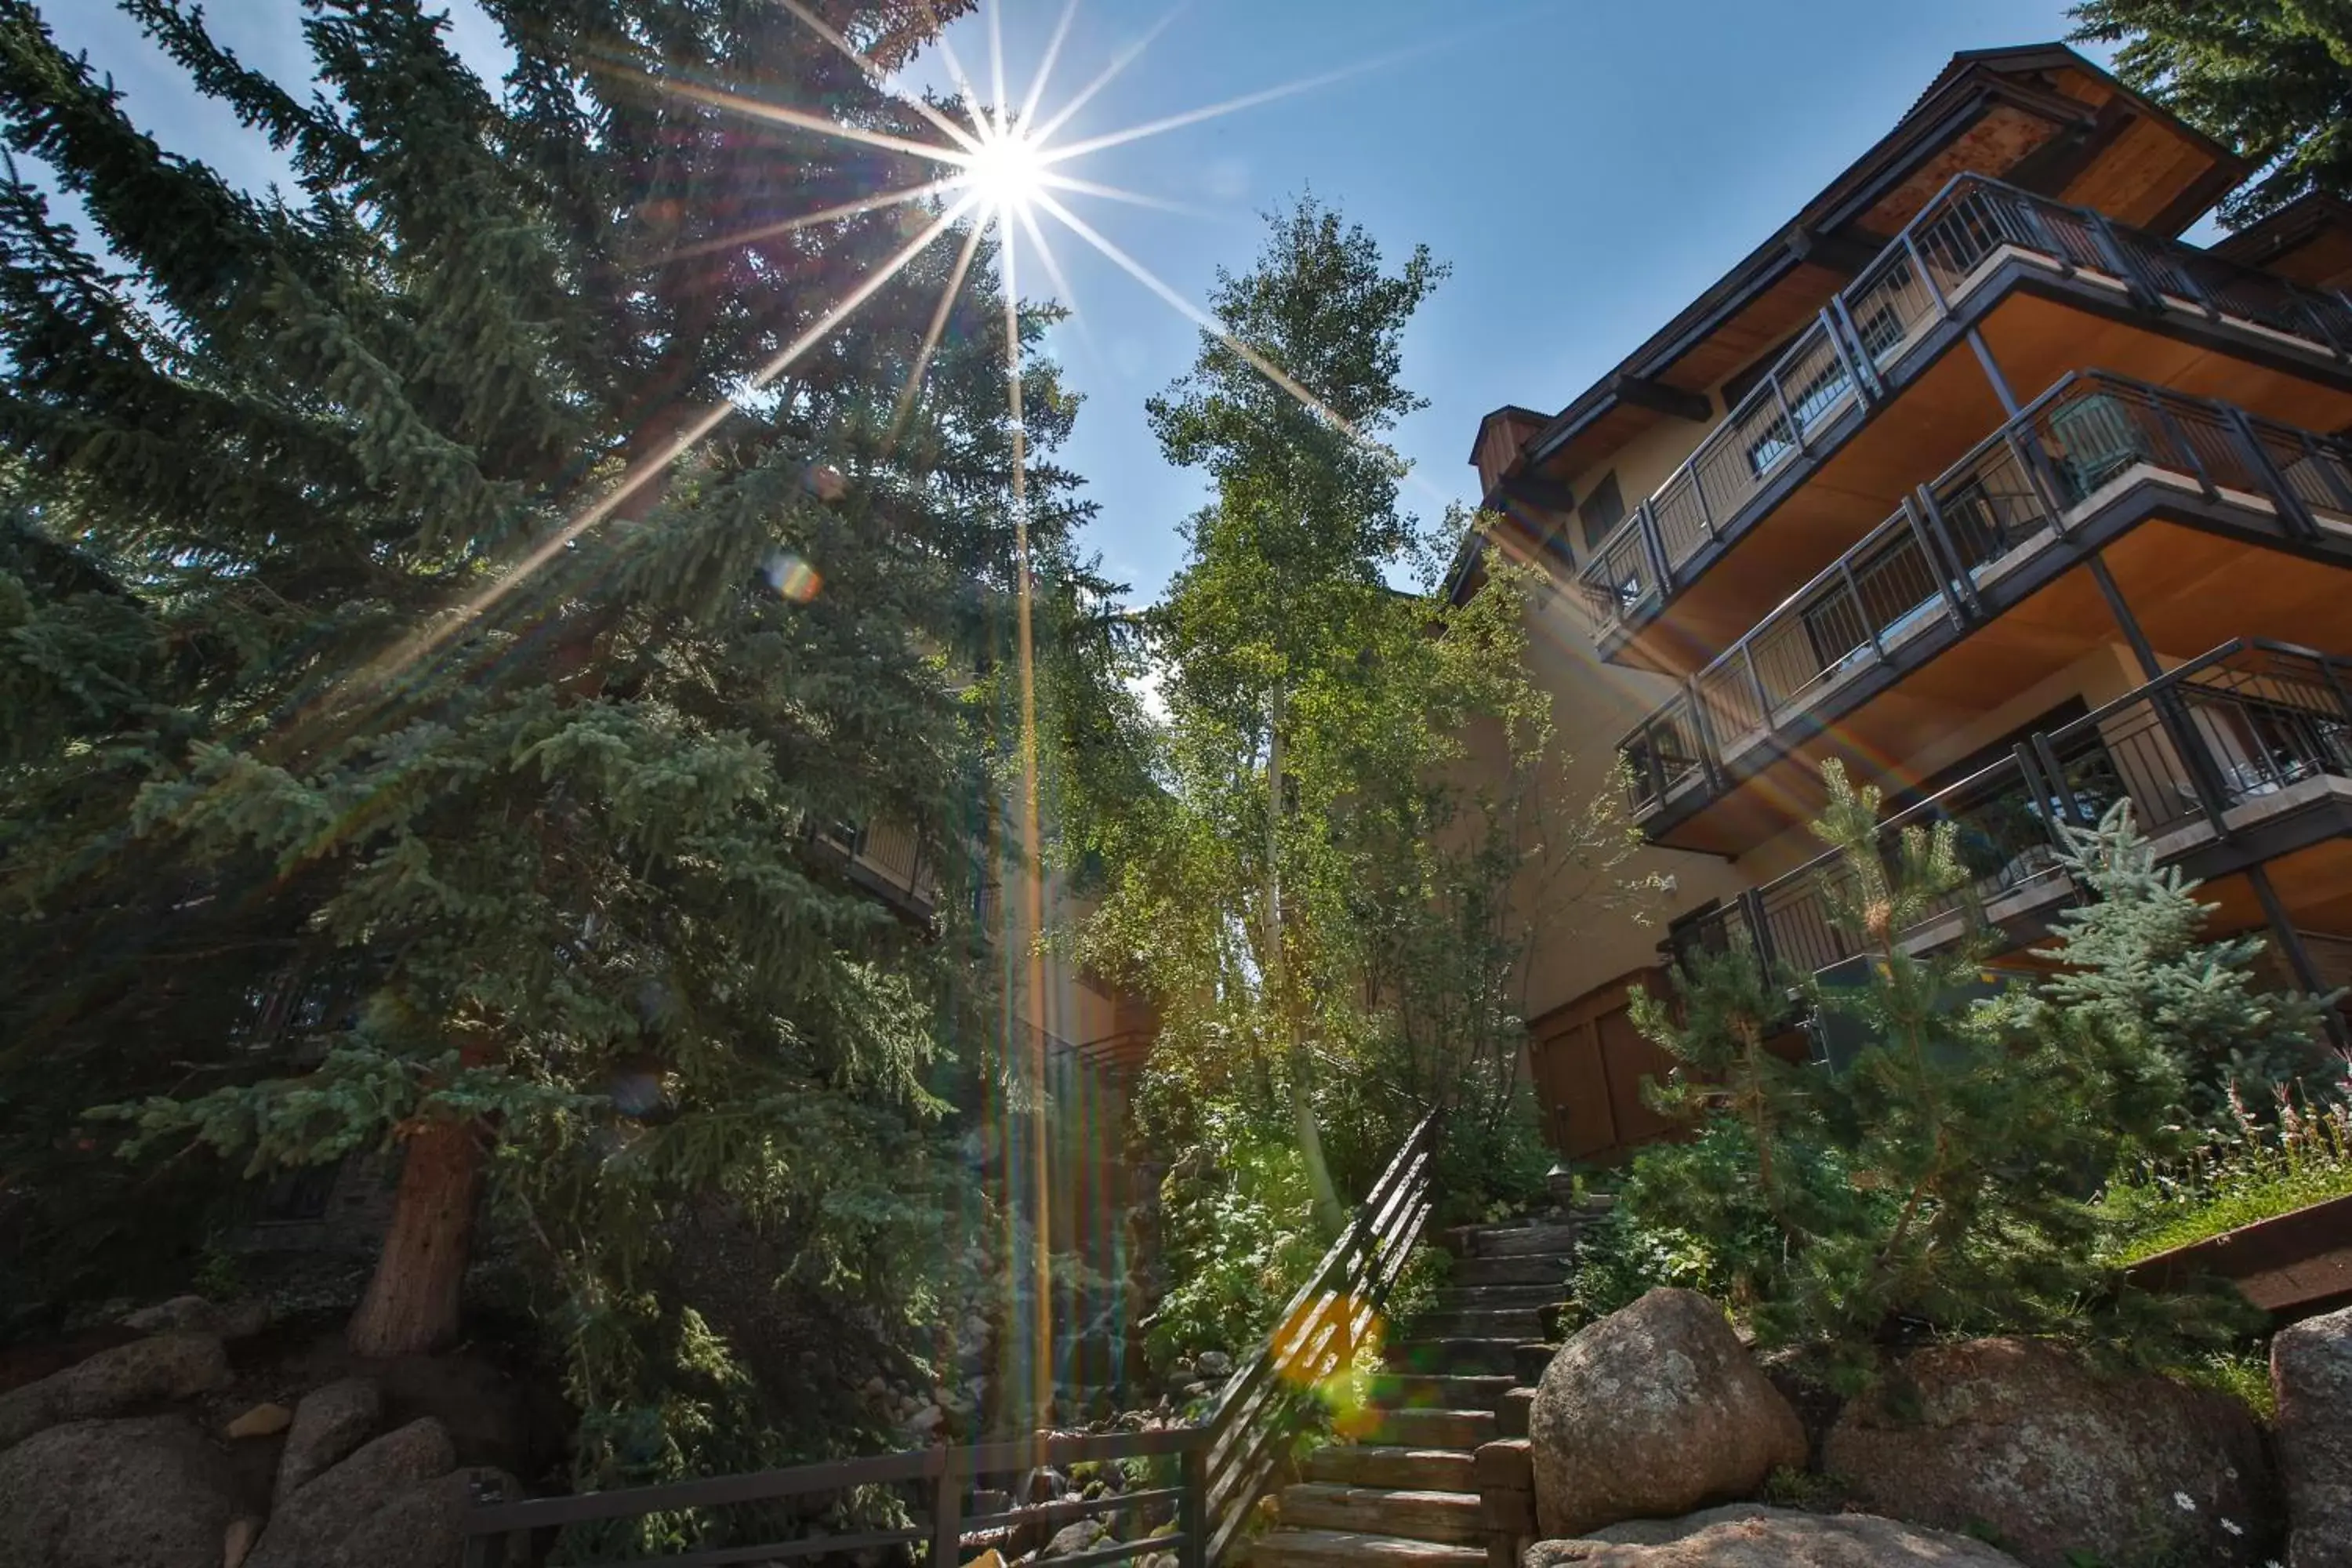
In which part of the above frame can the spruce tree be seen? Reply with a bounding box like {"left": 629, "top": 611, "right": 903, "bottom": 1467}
{"left": 2029, "top": 800, "right": 2336, "bottom": 1116}
{"left": 0, "top": 0, "right": 1083, "bottom": 1469}
{"left": 2073, "top": 0, "right": 2352, "bottom": 224}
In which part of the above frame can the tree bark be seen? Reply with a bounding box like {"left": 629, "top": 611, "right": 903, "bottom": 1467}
{"left": 347, "top": 1113, "right": 488, "bottom": 1358}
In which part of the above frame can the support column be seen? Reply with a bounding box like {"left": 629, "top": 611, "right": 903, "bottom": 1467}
{"left": 2089, "top": 555, "right": 2234, "bottom": 836}
{"left": 2247, "top": 862, "right": 2352, "bottom": 1052}
{"left": 1968, "top": 327, "right": 2022, "bottom": 418}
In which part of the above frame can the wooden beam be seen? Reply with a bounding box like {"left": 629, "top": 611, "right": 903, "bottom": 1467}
{"left": 1608, "top": 373, "right": 1711, "bottom": 423}
{"left": 2147, "top": 160, "right": 2243, "bottom": 240}
{"left": 1500, "top": 471, "right": 1577, "bottom": 513}
{"left": 2005, "top": 95, "right": 2136, "bottom": 200}
{"left": 1786, "top": 226, "right": 1883, "bottom": 278}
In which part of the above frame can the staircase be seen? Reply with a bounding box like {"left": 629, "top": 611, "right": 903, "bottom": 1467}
{"left": 1246, "top": 1218, "right": 1586, "bottom": 1568}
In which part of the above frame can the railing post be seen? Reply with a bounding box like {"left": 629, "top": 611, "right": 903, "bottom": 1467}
{"left": 1900, "top": 229, "right": 1951, "bottom": 318}
{"left": 1839, "top": 560, "right": 1882, "bottom": 656}
{"left": 1741, "top": 887, "right": 1778, "bottom": 978}
{"left": 1638, "top": 501, "right": 1672, "bottom": 604}
{"left": 931, "top": 1446, "right": 963, "bottom": 1568}
{"left": 2303, "top": 433, "right": 2352, "bottom": 517}
{"left": 1903, "top": 491, "right": 1977, "bottom": 620}
{"left": 1825, "top": 299, "right": 1883, "bottom": 401}
{"left": 2031, "top": 733, "right": 2089, "bottom": 833}
{"left": 2156, "top": 684, "right": 2237, "bottom": 839}
{"left": 1746, "top": 646, "right": 1772, "bottom": 732}
{"left": 2012, "top": 743, "right": 2068, "bottom": 854}
{"left": 2223, "top": 408, "right": 2320, "bottom": 540}
{"left": 2013, "top": 194, "right": 2075, "bottom": 276}
{"left": 2143, "top": 394, "right": 2220, "bottom": 498}
{"left": 2007, "top": 409, "right": 2076, "bottom": 525}
{"left": 1179, "top": 1438, "right": 1208, "bottom": 1568}
{"left": 1688, "top": 677, "right": 1722, "bottom": 793}
{"left": 1769, "top": 373, "right": 1806, "bottom": 455}
{"left": 2083, "top": 209, "right": 2161, "bottom": 310}
{"left": 2288, "top": 292, "right": 2352, "bottom": 361}
{"left": 1684, "top": 459, "right": 1715, "bottom": 543}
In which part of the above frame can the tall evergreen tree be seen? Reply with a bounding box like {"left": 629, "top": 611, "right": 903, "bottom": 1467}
{"left": 2074, "top": 0, "right": 2352, "bottom": 224}
{"left": 0, "top": 0, "right": 1086, "bottom": 1461}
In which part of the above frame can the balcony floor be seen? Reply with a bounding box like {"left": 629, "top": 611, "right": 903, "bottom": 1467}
{"left": 1611, "top": 261, "right": 2352, "bottom": 681}
{"left": 1654, "top": 517, "right": 2352, "bottom": 858}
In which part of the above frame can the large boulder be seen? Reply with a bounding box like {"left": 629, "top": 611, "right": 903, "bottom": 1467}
{"left": 1823, "top": 1338, "right": 2274, "bottom": 1568}
{"left": 324, "top": 1465, "right": 521, "bottom": 1568}
{"left": 0, "top": 1333, "right": 230, "bottom": 1449}
{"left": 274, "top": 1377, "right": 383, "bottom": 1504}
{"left": 0, "top": 1414, "right": 240, "bottom": 1568}
{"left": 1524, "top": 1504, "right": 2027, "bottom": 1565}
{"left": 1527, "top": 1289, "right": 1806, "bottom": 1539}
{"left": 247, "top": 1417, "right": 457, "bottom": 1568}
{"left": 2276, "top": 1304, "right": 2352, "bottom": 1568}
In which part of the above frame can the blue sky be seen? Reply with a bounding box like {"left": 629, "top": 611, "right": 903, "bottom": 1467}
{"left": 48, "top": 0, "right": 2131, "bottom": 602}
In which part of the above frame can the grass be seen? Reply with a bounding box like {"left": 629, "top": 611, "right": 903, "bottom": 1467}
{"left": 2102, "top": 1082, "right": 2352, "bottom": 1266}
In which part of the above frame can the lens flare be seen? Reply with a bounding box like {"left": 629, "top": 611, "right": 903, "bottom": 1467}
{"left": 762, "top": 550, "right": 823, "bottom": 603}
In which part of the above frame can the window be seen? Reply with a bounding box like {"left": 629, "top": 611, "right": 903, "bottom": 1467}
{"left": 1579, "top": 472, "right": 1626, "bottom": 550}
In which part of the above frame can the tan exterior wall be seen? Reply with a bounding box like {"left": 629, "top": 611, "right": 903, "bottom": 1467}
{"left": 1477, "top": 582, "right": 1751, "bottom": 1027}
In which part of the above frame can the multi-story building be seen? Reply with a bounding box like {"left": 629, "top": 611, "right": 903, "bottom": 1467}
{"left": 1457, "top": 42, "right": 2352, "bottom": 1165}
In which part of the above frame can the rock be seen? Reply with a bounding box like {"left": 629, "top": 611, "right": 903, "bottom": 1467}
{"left": 905, "top": 1403, "right": 945, "bottom": 1435}
{"left": 247, "top": 1417, "right": 456, "bottom": 1568}
{"left": 0, "top": 1414, "right": 239, "bottom": 1568}
{"left": 274, "top": 1378, "right": 383, "bottom": 1504}
{"left": 1524, "top": 1504, "right": 2027, "bottom": 1565}
{"left": 1042, "top": 1519, "right": 1108, "bottom": 1559}
{"left": 323, "top": 1466, "right": 519, "bottom": 1568}
{"left": 0, "top": 1332, "right": 230, "bottom": 1449}
{"left": 1527, "top": 1288, "right": 1805, "bottom": 1538}
{"left": 120, "top": 1296, "right": 270, "bottom": 1341}
{"left": 1195, "top": 1351, "right": 1233, "bottom": 1381}
{"left": 2276, "top": 1304, "right": 2352, "bottom": 1568}
{"left": 223, "top": 1517, "right": 263, "bottom": 1568}
{"left": 224, "top": 1403, "right": 293, "bottom": 1440}
{"left": 1822, "top": 1338, "right": 2274, "bottom": 1568}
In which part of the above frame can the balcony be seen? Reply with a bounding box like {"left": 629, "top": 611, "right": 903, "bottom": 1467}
{"left": 812, "top": 816, "right": 941, "bottom": 920}
{"left": 1577, "top": 174, "right": 2352, "bottom": 655}
{"left": 1618, "top": 372, "right": 2352, "bottom": 838}
{"left": 1668, "top": 638, "right": 2352, "bottom": 978}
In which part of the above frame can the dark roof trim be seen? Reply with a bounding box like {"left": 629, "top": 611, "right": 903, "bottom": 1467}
{"left": 1467, "top": 404, "right": 1551, "bottom": 465}
{"left": 2211, "top": 192, "right": 2352, "bottom": 268}
{"left": 1512, "top": 45, "right": 2249, "bottom": 484}
{"left": 1613, "top": 374, "right": 1711, "bottom": 423}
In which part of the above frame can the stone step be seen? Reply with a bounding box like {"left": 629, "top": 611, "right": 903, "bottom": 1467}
{"left": 1432, "top": 1283, "right": 1564, "bottom": 1312}
{"left": 1366, "top": 1372, "right": 1513, "bottom": 1411}
{"left": 1301, "top": 1445, "right": 1475, "bottom": 1492}
{"left": 1496, "top": 1386, "right": 1534, "bottom": 1439}
{"left": 1276, "top": 1484, "right": 1485, "bottom": 1546}
{"left": 1448, "top": 1254, "right": 1572, "bottom": 1288}
{"left": 1468, "top": 1223, "right": 1581, "bottom": 1258}
{"left": 1367, "top": 1406, "right": 1496, "bottom": 1451}
{"left": 1384, "top": 1337, "right": 1521, "bottom": 1377}
{"left": 1417, "top": 1308, "right": 1547, "bottom": 1341}
{"left": 1514, "top": 1342, "right": 1558, "bottom": 1385}
{"left": 1247, "top": 1529, "right": 1486, "bottom": 1568}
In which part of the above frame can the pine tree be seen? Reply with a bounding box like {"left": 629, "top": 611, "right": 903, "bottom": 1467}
{"left": 2073, "top": 0, "right": 2352, "bottom": 224}
{"left": 2029, "top": 799, "right": 2336, "bottom": 1116}
{"left": 0, "top": 0, "right": 1083, "bottom": 1469}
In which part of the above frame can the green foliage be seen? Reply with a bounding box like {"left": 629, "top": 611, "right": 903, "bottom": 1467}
{"left": 2027, "top": 801, "right": 2336, "bottom": 1116}
{"left": 1138, "top": 1102, "right": 1323, "bottom": 1369}
{"left": 1063, "top": 194, "right": 1643, "bottom": 1279}
{"left": 1598, "top": 763, "right": 2274, "bottom": 1386}
{"left": 0, "top": 0, "right": 1085, "bottom": 1497}
{"left": 2102, "top": 1070, "right": 2352, "bottom": 1264}
{"left": 2074, "top": 0, "right": 2352, "bottom": 224}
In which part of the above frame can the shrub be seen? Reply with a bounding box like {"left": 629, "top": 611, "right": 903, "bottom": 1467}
{"left": 2103, "top": 1070, "right": 2352, "bottom": 1265}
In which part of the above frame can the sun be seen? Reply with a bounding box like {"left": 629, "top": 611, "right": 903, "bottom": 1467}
{"left": 957, "top": 120, "right": 1047, "bottom": 217}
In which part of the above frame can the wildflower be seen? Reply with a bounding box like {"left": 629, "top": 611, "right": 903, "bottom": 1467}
{"left": 2221, "top": 1519, "right": 2244, "bottom": 1537}
{"left": 2173, "top": 1491, "right": 2197, "bottom": 1512}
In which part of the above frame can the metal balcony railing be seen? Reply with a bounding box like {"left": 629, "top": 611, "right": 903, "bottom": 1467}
{"left": 1617, "top": 372, "right": 2352, "bottom": 824}
{"left": 1577, "top": 173, "right": 2352, "bottom": 639}
{"left": 1667, "top": 638, "right": 2352, "bottom": 978}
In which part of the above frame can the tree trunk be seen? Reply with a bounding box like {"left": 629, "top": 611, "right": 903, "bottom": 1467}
{"left": 347, "top": 1114, "right": 488, "bottom": 1358}
{"left": 1266, "top": 681, "right": 1346, "bottom": 1236}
